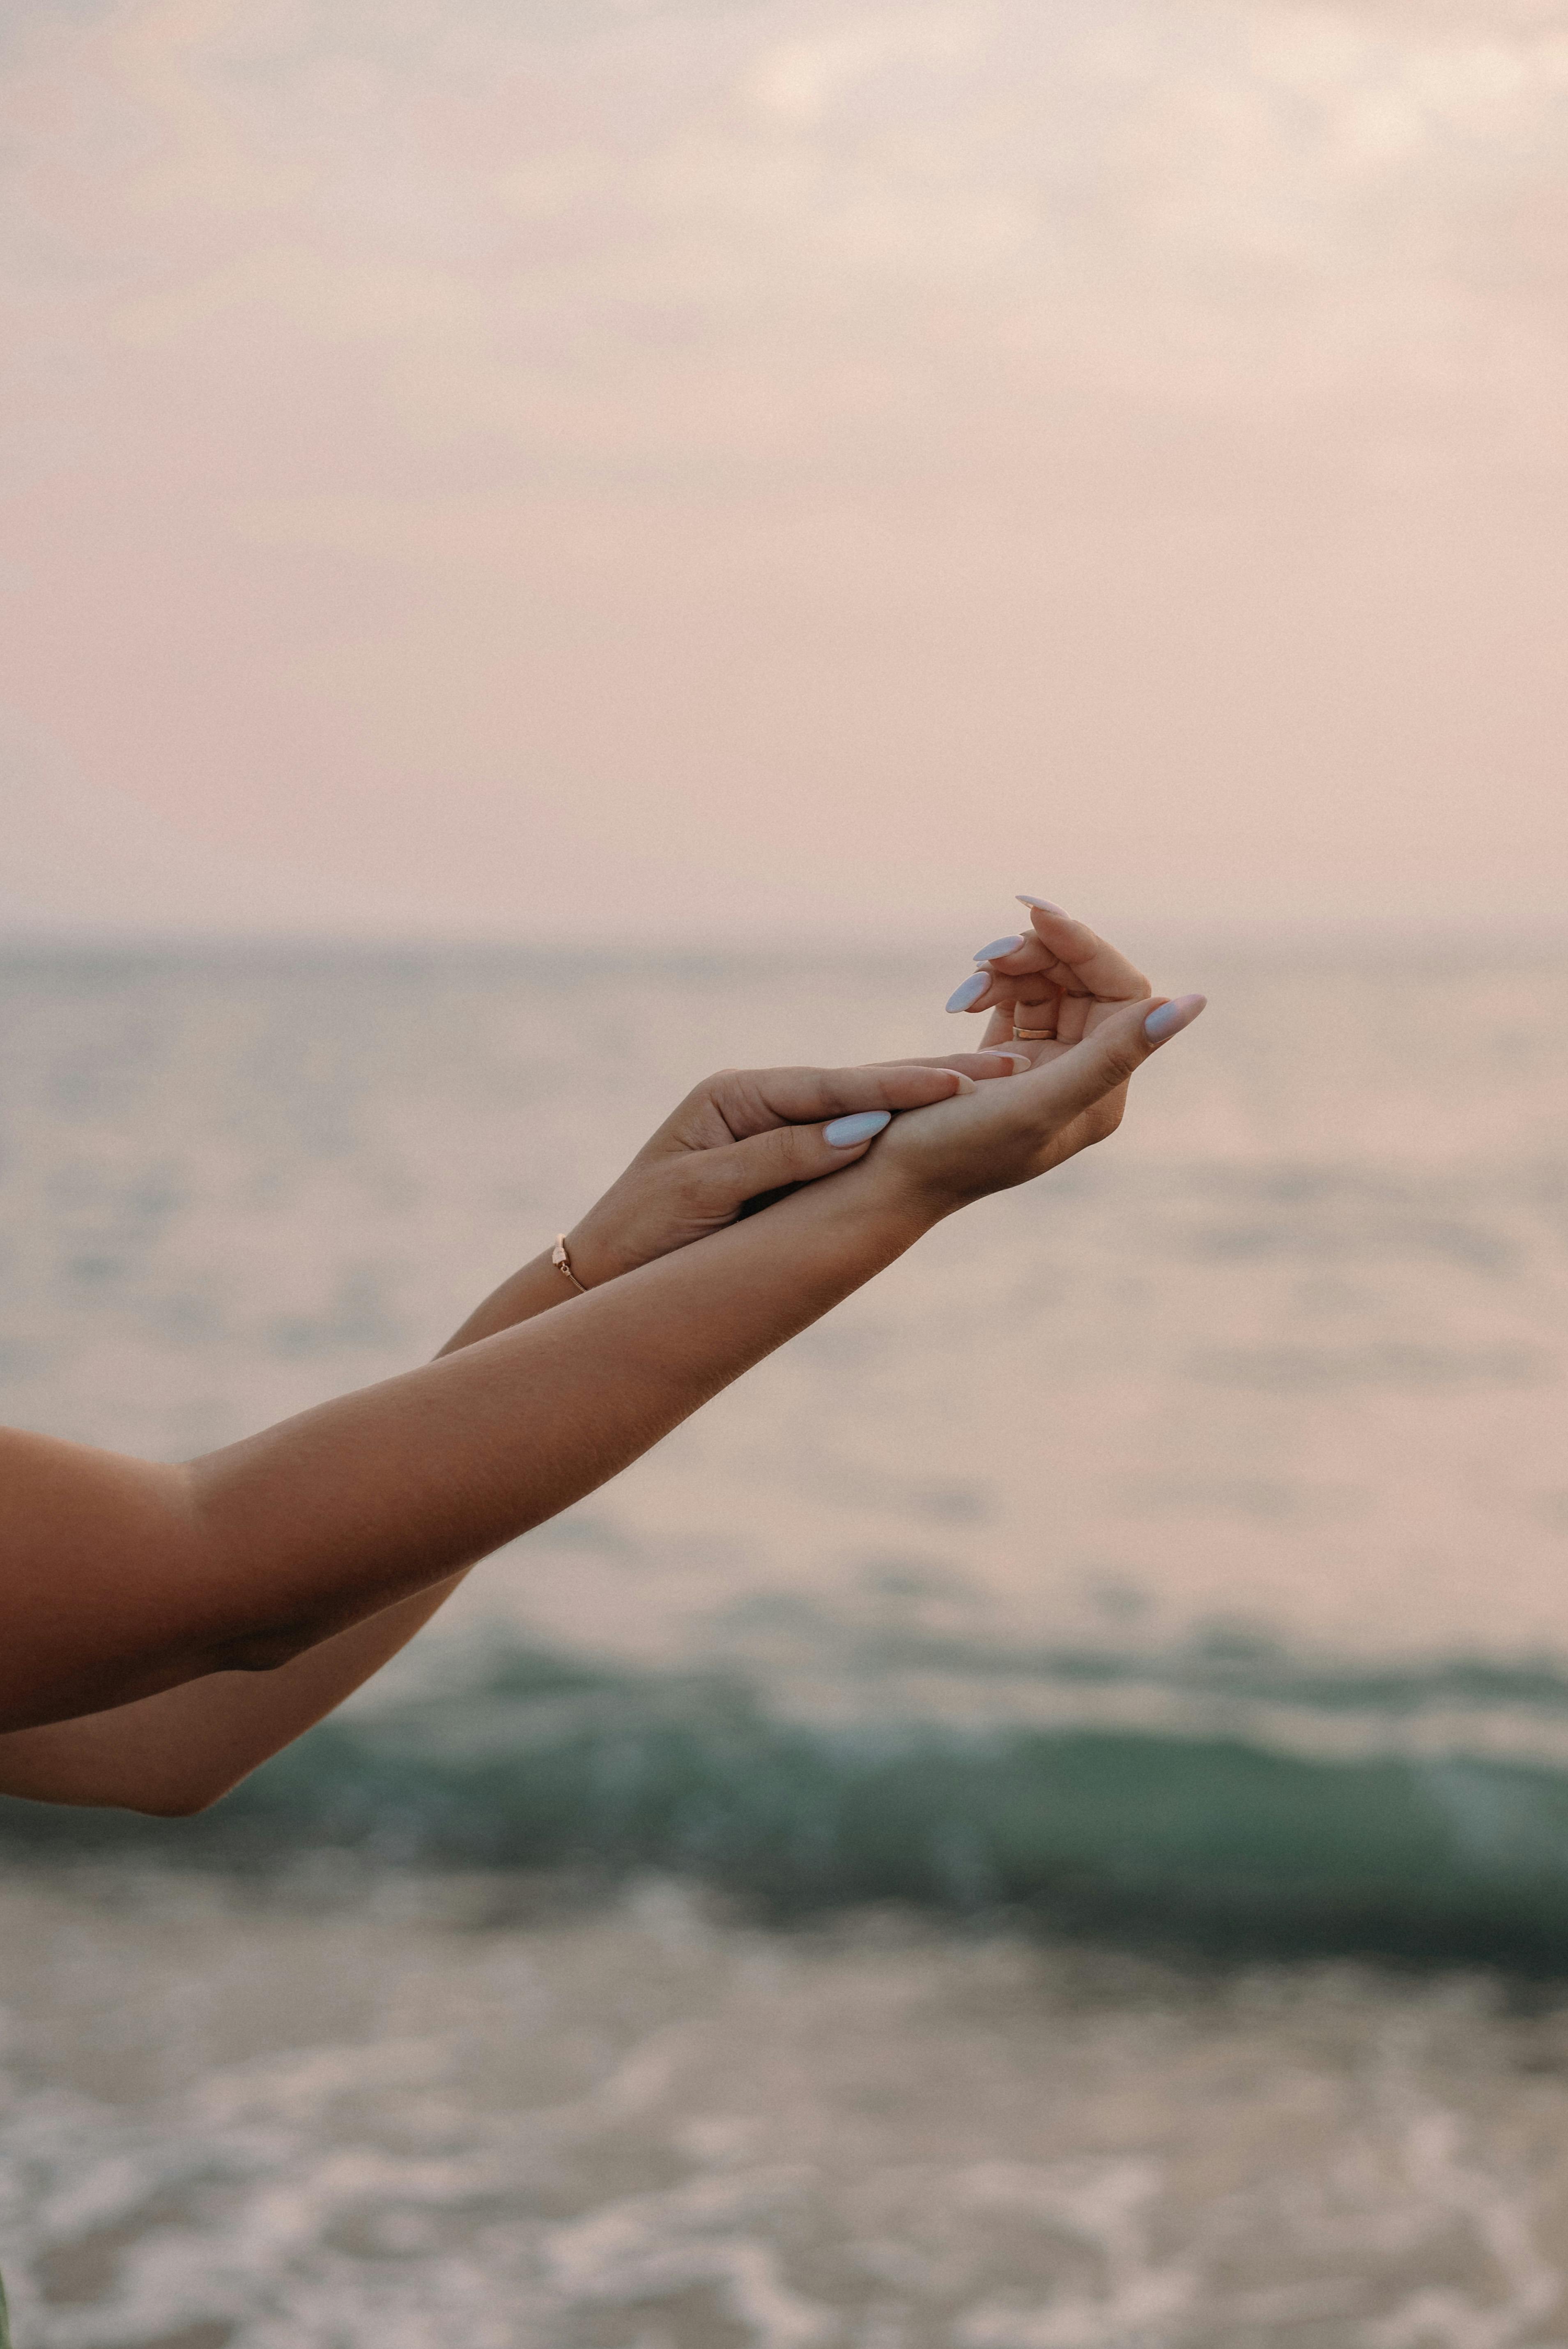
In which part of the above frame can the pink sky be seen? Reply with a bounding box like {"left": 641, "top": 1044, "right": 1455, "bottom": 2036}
{"left": 2, "top": 0, "right": 1566, "bottom": 943}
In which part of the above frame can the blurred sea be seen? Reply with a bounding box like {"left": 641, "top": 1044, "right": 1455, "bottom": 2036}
{"left": 2, "top": 940, "right": 1567, "bottom": 2347}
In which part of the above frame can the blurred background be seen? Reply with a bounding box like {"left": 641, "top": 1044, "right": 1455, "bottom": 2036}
{"left": 2, "top": 2, "right": 1568, "bottom": 2344}
{"left": 3, "top": 0, "right": 1566, "bottom": 940}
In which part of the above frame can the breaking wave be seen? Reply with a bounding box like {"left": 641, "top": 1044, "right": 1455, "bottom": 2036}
{"left": 12, "top": 1639, "right": 1568, "bottom": 1967}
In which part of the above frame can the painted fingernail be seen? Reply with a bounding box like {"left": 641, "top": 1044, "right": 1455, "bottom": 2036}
{"left": 973, "top": 934, "right": 1024, "bottom": 963}
{"left": 1016, "top": 895, "right": 1068, "bottom": 915}
{"left": 976, "top": 1050, "right": 1030, "bottom": 1073}
{"left": 824, "top": 1109, "right": 894, "bottom": 1147}
{"left": 945, "top": 971, "right": 991, "bottom": 1013}
{"left": 1143, "top": 993, "right": 1207, "bottom": 1042}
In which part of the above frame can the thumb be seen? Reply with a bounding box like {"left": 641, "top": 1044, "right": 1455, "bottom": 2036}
{"left": 1026, "top": 992, "right": 1207, "bottom": 1123}
{"left": 707, "top": 1107, "right": 899, "bottom": 1211}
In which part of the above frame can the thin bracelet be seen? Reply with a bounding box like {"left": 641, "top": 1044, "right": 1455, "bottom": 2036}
{"left": 551, "top": 1234, "right": 589, "bottom": 1294}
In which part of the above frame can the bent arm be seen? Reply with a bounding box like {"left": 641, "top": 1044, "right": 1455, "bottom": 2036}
{"left": 0, "top": 1164, "right": 931, "bottom": 1737}
{"left": 0, "top": 1245, "right": 578, "bottom": 1813}
{"left": 0, "top": 1578, "right": 466, "bottom": 1813}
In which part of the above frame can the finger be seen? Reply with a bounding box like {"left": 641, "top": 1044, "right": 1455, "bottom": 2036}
{"left": 869, "top": 1050, "right": 1030, "bottom": 1078}
{"left": 1010, "top": 992, "right": 1205, "bottom": 1130}
{"left": 963, "top": 934, "right": 1064, "bottom": 987}
{"left": 1054, "top": 990, "right": 1091, "bottom": 1046}
{"left": 706, "top": 1062, "right": 973, "bottom": 1141}
{"left": 1020, "top": 902, "right": 1150, "bottom": 999}
{"left": 1007, "top": 977, "right": 1064, "bottom": 1038}
{"left": 943, "top": 969, "right": 1008, "bottom": 1017}
{"left": 977, "top": 1005, "right": 1019, "bottom": 1053}
{"left": 945, "top": 977, "right": 1062, "bottom": 1050}
{"left": 700, "top": 1106, "right": 904, "bottom": 1209}
{"left": 980, "top": 983, "right": 1126, "bottom": 1056}
{"left": 940, "top": 959, "right": 1068, "bottom": 1026}
{"left": 968, "top": 902, "right": 1150, "bottom": 1002}
{"left": 945, "top": 971, "right": 1048, "bottom": 1031}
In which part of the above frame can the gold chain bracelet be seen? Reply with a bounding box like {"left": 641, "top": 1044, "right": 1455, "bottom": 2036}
{"left": 551, "top": 1234, "right": 589, "bottom": 1294}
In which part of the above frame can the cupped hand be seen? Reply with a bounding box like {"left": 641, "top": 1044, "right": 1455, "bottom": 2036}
{"left": 949, "top": 897, "right": 1153, "bottom": 1053}
{"left": 871, "top": 986, "right": 1206, "bottom": 1215}
{"left": 564, "top": 1051, "right": 1023, "bottom": 1286}
{"left": 932, "top": 895, "right": 1165, "bottom": 1153}
{"left": 562, "top": 899, "right": 1193, "bottom": 1284}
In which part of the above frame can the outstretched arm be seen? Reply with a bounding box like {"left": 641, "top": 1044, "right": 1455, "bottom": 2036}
{"left": 0, "top": 1187, "right": 912, "bottom": 1813}
{"left": 0, "top": 1059, "right": 1001, "bottom": 1812}
{"left": 0, "top": 1140, "right": 937, "bottom": 1732}
{"left": 0, "top": 986, "right": 1202, "bottom": 1808}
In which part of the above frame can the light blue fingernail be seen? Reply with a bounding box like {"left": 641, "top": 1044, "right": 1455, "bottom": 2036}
{"left": 973, "top": 934, "right": 1024, "bottom": 962}
{"left": 824, "top": 1109, "right": 893, "bottom": 1147}
{"left": 1144, "top": 994, "right": 1206, "bottom": 1042}
{"left": 1016, "top": 894, "right": 1067, "bottom": 915}
{"left": 945, "top": 971, "right": 991, "bottom": 1013}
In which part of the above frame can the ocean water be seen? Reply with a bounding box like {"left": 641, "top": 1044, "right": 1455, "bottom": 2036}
{"left": 2, "top": 940, "right": 1567, "bottom": 2346}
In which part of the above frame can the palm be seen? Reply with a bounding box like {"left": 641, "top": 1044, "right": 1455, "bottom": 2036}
{"left": 868, "top": 903, "right": 1165, "bottom": 1201}
{"left": 972, "top": 909, "right": 1154, "bottom": 1175}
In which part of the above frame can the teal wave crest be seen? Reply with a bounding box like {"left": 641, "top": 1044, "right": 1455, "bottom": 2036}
{"left": 8, "top": 1645, "right": 1568, "bottom": 1969}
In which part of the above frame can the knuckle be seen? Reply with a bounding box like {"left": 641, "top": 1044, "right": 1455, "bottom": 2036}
{"left": 756, "top": 1126, "right": 806, "bottom": 1179}
{"left": 1097, "top": 1042, "right": 1141, "bottom": 1088}
{"left": 672, "top": 1165, "right": 717, "bottom": 1214}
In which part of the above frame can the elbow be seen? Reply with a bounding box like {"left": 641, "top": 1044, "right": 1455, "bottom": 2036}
{"left": 122, "top": 1788, "right": 213, "bottom": 1820}
{"left": 2, "top": 1772, "right": 234, "bottom": 1819}
{"left": 121, "top": 1772, "right": 239, "bottom": 1819}
{"left": 204, "top": 1623, "right": 323, "bottom": 1674}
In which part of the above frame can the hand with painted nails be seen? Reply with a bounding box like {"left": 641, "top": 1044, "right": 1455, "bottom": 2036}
{"left": 555, "top": 1056, "right": 1022, "bottom": 1288}
{"left": 0, "top": 910, "right": 1198, "bottom": 1813}
{"left": 564, "top": 898, "right": 1191, "bottom": 1282}
{"left": 936, "top": 894, "right": 1177, "bottom": 1162}
{"left": 946, "top": 896, "right": 1154, "bottom": 1056}
{"left": 876, "top": 980, "right": 1207, "bottom": 1212}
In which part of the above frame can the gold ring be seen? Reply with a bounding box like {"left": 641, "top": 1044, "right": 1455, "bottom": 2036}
{"left": 1013, "top": 1025, "right": 1056, "bottom": 1041}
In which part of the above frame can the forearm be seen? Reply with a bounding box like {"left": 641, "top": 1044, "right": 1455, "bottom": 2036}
{"left": 192, "top": 1166, "right": 930, "bottom": 1654}
{"left": 1, "top": 1160, "right": 934, "bottom": 1730}
{"left": 437, "top": 1247, "right": 575, "bottom": 1353}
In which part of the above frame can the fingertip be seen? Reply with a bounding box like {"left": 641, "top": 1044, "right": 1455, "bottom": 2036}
{"left": 893, "top": 1066, "right": 970, "bottom": 1104}
{"left": 1143, "top": 993, "right": 1207, "bottom": 1044}
{"left": 823, "top": 1109, "right": 894, "bottom": 1148}
{"left": 945, "top": 971, "right": 992, "bottom": 1015}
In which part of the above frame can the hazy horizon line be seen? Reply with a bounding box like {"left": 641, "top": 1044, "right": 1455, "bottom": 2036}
{"left": 0, "top": 915, "right": 1561, "bottom": 966}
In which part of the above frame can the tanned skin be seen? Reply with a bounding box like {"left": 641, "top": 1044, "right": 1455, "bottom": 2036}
{"left": 0, "top": 904, "right": 1201, "bottom": 1815}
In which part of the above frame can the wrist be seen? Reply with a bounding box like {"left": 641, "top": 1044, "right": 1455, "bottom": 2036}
{"left": 435, "top": 1249, "right": 572, "bottom": 1355}
{"left": 852, "top": 1137, "right": 965, "bottom": 1231}
{"left": 826, "top": 1147, "right": 950, "bottom": 1250}
{"left": 560, "top": 1212, "right": 644, "bottom": 1290}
